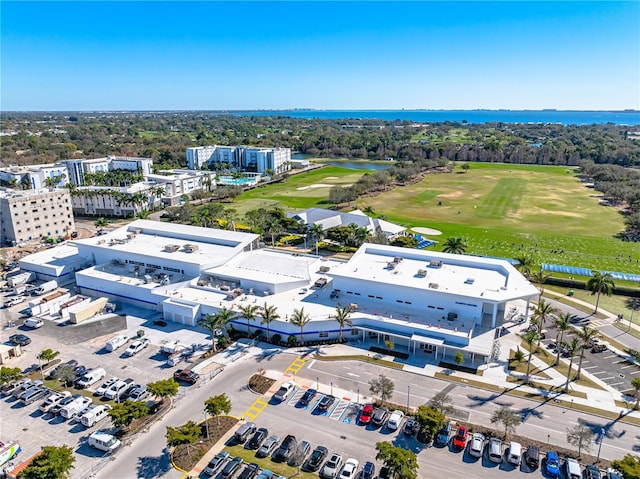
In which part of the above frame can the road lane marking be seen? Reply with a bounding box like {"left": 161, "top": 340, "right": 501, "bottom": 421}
{"left": 285, "top": 356, "right": 307, "bottom": 375}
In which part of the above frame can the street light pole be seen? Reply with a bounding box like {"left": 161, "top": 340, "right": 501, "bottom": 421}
{"left": 596, "top": 428, "right": 605, "bottom": 464}
{"left": 316, "top": 376, "right": 319, "bottom": 390}
{"left": 331, "top": 382, "right": 333, "bottom": 396}
{"left": 357, "top": 388, "right": 360, "bottom": 404}
{"left": 407, "top": 384, "right": 411, "bottom": 412}
{"left": 204, "top": 410, "right": 210, "bottom": 440}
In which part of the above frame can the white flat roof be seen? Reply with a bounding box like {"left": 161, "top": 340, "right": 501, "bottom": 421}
{"left": 18, "top": 244, "right": 84, "bottom": 268}
{"left": 331, "top": 244, "right": 539, "bottom": 302}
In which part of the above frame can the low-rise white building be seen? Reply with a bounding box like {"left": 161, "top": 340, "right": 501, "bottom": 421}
{"left": 186, "top": 145, "right": 291, "bottom": 174}
{"left": 146, "top": 169, "right": 216, "bottom": 205}
{"left": 17, "top": 220, "right": 538, "bottom": 367}
{"left": 63, "top": 156, "right": 153, "bottom": 186}
{"left": 70, "top": 183, "right": 163, "bottom": 217}
{"left": 0, "top": 163, "right": 69, "bottom": 189}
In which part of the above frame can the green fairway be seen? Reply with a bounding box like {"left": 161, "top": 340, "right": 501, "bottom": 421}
{"left": 228, "top": 163, "right": 640, "bottom": 274}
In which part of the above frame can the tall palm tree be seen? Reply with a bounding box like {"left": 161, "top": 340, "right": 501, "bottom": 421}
{"left": 309, "top": 223, "right": 325, "bottom": 254}
{"left": 238, "top": 304, "right": 259, "bottom": 338}
{"left": 532, "top": 299, "right": 558, "bottom": 348}
{"left": 198, "top": 308, "right": 236, "bottom": 352}
{"left": 530, "top": 269, "right": 552, "bottom": 301}
{"left": 442, "top": 237, "right": 467, "bottom": 254}
{"left": 265, "top": 217, "right": 282, "bottom": 247}
{"left": 260, "top": 303, "right": 280, "bottom": 342}
{"left": 586, "top": 271, "right": 615, "bottom": 313}
{"left": 553, "top": 312, "right": 572, "bottom": 366}
{"left": 290, "top": 307, "right": 311, "bottom": 345}
{"left": 631, "top": 377, "right": 640, "bottom": 410}
{"left": 575, "top": 325, "right": 599, "bottom": 380}
{"left": 563, "top": 337, "right": 581, "bottom": 392}
{"left": 522, "top": 329, "right": 539, "bottom": 385}
{"left": 332, "top": 305, "right": 352, "bottom": 343}
{"left": 514, "top": 254, "right": 534, "bottom": 278}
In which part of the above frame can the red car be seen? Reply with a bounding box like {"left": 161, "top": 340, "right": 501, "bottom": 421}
{"left": 359, "top": 404, "right": 374, "bottom": 424}
{"left": 452, "top": 426, "right": 468, "bottom": 450}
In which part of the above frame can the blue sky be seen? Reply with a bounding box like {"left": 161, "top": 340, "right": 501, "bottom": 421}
{"left": 1, "top": 1, "right": 638, "bottom": 111}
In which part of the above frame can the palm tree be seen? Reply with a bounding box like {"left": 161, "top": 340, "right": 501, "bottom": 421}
{"left": 94, "top": 217, "right": 108, "bottom": 231}
{"left": 309, "top": 223, "right": 325, "bottom": 254}
{"left": 631, "top": 377, "right": 640, "bottom": 410}
{"left": 290, "top": 307, "right": 311, "bottom": 345}
{"left": 442, "top": 237, "right": 467, "bottom": 254}
{"left": 522, "top": 329, "right": 539, "bottom": 385}
{"left": 260, "top": 303, "right": 280, "bottom": 342}
{"left": 238, "top": 304, "right": 259, "bottom": 338}
{"left": 265, "top": 217, "right": 282, "bottom": 247}
{"left": 586, "top": 271, "right": 615, "bottom": 313}
{"left": 553, "top": 312, "right": 572, "bottom": 366}
{"left": 530, "top": 269, "right": 552, "bottom": 301}
{"left": 532, "top": 299, "right": 558, "bottom": 348}
{"left": 575, "top": 325, "right": 599, "bottom": 380}
{"left": 514, "top": 254, "right": 534, "bottom": 278}
{"left": 563, "top": 337, "right": 581, "bottom": 392}
{"left": 363, "top": 205, "right": 376, "bottom": 216}
{"left": 332, "top": 305, "right": 352, "bottom": 342}
{"left": 198, "top": 308, "right": 235, "bottom": 352}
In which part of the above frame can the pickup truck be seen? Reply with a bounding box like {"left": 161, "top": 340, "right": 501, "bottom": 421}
{"left": 124, "top": 338, "right": 150, "bottom": 357}
{"left": 38, "top": 391, "right": 71, "bottom": 414}
{"left": 273, "top": 382, "right": 295, "bottom": 402}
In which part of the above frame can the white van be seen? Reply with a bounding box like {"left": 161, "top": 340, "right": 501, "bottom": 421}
{"left": 507, "top": 441, "right": 522, "bottom": 465}
{"left": 88, "top": 431, "right": 121, "bottom": 453}
{"left": 81, "top": 404, "right": 111, "bottom": 427}
{"left": 23, "top": 318, "right": 44, "bottom": 329}
{"left": 565, "top": 458, "right": 582, "bottom": 479}
{"left": 60, "top": 396, "right": 91, "bottom": 419}
{"left": 76, "top": 368, "right": 106, "bottom": 389}
{"left": 105, "top": 335, "right": 128, "bottom": 352}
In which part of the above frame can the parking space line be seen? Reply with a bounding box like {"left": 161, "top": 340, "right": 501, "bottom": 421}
{"left": 630, "top": 370, "right": 640, "bottom": 375}
{"left": 608, "top": 382, "right": 625, "bottom": 387}
{"left": 285, "top": 387, "right": 301, "bottom": 406}
{"left": 621, "top": 365, "right": 634, "bottom": 370}
{"left": 591, "top": 371, "right": 607, "bottom": 375}
{"left": 600, "top": 376, "right": 615, "bottom": 380}
{"left": 329, "top": 399, "right": 347, "bottom": 420}
{"left": 583, "top": 365, "right": 598, "bottom": 369}
{"left": 604, "top": 354, "right": 618, "bottom": 359}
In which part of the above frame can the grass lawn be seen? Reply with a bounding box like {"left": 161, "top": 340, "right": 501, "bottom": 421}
{"left": 223, "top": 445, "right": 316, "bottom": 479}
{"left": 508, "top": 349, "right": 551, "bottom": 379}
{"left": 228, "top": 162, "right": 640, "bottom": 274}
{"left": 543, "top": 285, "right": 639, "bottom": 324}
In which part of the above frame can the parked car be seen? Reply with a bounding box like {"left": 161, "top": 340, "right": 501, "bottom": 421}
{"left": 76, "top": 368, "right": 107, "bottom": 389}
{"left": 127, "top": 385, "right": 148, "bottom": 402}
{"left": 372, "top": 407, "right": 389, "bottom": 427}
{"left": 435, "top": 422, "right": 452, "bottom": 446}
{"left": 124, "top": 338, "right": 150, "bottom": 356}
{"left": 452, "top": 425, "right": 468, "bottom": 450}
{"left": 38, "top": 392, "right": 70, "bottom": 415}
{"left": 20, "top": 386, "right": 49, "bottom": 405}
{"left": 9, "top": 334, "right": 31, "bottom": 346}
{"left": 273, "top": 382, "right": 296, "bottom": 402}
{"left": 339, "top": 458, "right": 359, "bottom": 479}
{"left": 403, "top": 417, "right": 419, "bottom": 435}
{"left": 173, "top": 369, "right": 199, "bottom": 384}
{"left": 524, "top": 444, "right": 540, "bottom": 468}
{"left": 1, "top": 379, "right": 29, "bottom": 396}
{"left": 247, "top": 428, "right": 269, "bottom": 450}
{"left": 48, "top": 360, "right": 79, "bottom": 379}
{"left": 238, "top": 463, "right": 260, "bottom": 479}
{"left": 23, "top": 318, "right": 44, "bottom": 329}
{"left": 303, "top": 445, "right": 328, "bottom": 472}
{"left": 469, "top": 433, "right": 485, "bottom": 458}
{"left": 361, "top": 461, "right": 375, "bottom": 479}
{"left": 585, "top": 464, "right": 602, "bottom": 479}
{"left": 544, "top": 451, "right": 561, "bottom": 478}
{"left": 288, "top": 440, "right": 311, "bottom": 467}
{"left": 488, "top": 437, "right": 503, "bottom": 463}
{"left": 507, "top": 441, "right": 522, "bottom": 465}
{"left": 203, "top": 451, "right": 230, "bottom": 476}
{"left": 358, "top": 404, "right": 374, "bottom": 425}
{"left": 87, "top": 430, "right": 120, "bottom": 453}
{"left": 104, "top": 378, "right": 133, "bottom": 400}
{"left": 12, "top": 380, "right": 43, "bottom": 399}
{"left": 298, "top": 388, "right": 317, "bottom": 406}
{"left": 565, "top": 457, "right": 582, "bottom": 479}
{"left": 234, "top": 422, "right": 257, "bottom": 444}
{"left": 256, "top": 470, "right": 274, "bottom": 479}
{"left": 256, "top": 435, "right": 280, "bottom": 458}
{"left": 320, "top": 453, "right": 343, "bottom": 479}
{"left": 95, "top": 377, "right": 120, "bottom": 396}
{"left": 317, "top": 394, "right": 336, "bottom": 412}
{"left": 605, "top": 468, "right": 624, "bottom": 479}
{"left": 51, "top": 394, "right": 79, "bottom": 415}
{"left": 386, "top": 410, "right": 404, "bottom": 430}
{"left": 220, "top": 456, "right": 243, "bottom": 479}
{"left": 273, "top": 434, "right": 297, "bottom": 462}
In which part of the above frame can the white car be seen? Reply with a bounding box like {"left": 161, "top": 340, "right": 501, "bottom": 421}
{"left": 320, "top": 453, "right": 342, "bottom": 479}
{"left": 95, "top": 377, "right": 119, "bottom": 396}
{"left": 124, "top": 338, "right": 150, "bottom": 357}
{"left": 4, "top": 296, "right": 25, "bottom": 307}
{"left": 469, "top": 432, "right": 485, "bottom": 457}
{"left": 339, "top": 458, "right": 359, "bottom": 479}
{"left": 273, "top": 381, "right": 296, "bottom": 402}
{"left": 386, "top": 410, "right": 404, "bottom": 430}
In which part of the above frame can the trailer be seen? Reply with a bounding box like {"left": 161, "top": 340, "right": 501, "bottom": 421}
{"left": 8, "top": 272, "right": 35, "bottom": 288}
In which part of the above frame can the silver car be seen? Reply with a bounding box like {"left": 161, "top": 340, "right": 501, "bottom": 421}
{"left": 469, "top": 433, "right": 485, "bottom": 458}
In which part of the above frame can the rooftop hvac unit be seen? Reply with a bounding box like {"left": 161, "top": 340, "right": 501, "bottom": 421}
{"left": 416, "top": 269, "right": 427, "bottom": 277}
{"left": 143, "top": 274, "right": 153, "bottom": 284}
{"left": 428, "top": 283, "right": 439, "bottom": 289}
{"left": 393, "top": 256, "right": 403, "bottom": 263}
{"left": 97, "top": 240, "right": 105, "bottom": 244}
{"left": 465, "top": 278, "right": 475, "bottom": 284}
{"left": 319, "top": 266, "right": 331, "bottom": 273}
{"left": 387, "top": 261, "right": 397, "bottom": 269}
{"left": 164, "top": 244, "right": 180, "bottom": 252}
{"left": 132, "top": 228, "right": 142, "bottom": 234}
{"left": 111, "top": 259, "right": 123, "bottom": 265}
{"left": 127, "top": 233, "right": 135, "bottom": 239}
{"left": 429, "top": 260, "right": 443, "bottom": 268}
{"left": 183, "top": 244, "right": 199, "bottom": 253}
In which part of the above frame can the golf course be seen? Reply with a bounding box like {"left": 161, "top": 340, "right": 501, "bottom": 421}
{"left": 236, "top": 162, "right": 640, "bottom": 275}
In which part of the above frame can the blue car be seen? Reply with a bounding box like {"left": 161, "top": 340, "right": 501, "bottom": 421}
{"left": 545, "top": 451, "right": 560, "bottom": 478}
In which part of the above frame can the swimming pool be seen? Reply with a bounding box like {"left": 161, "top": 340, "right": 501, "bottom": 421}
{"left": 217, "top": 176, "right": 259, "bottom": 186}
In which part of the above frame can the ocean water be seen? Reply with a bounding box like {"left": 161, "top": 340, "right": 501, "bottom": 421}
{"left": 233, "top": 109, "right": 639, "bottom": 125}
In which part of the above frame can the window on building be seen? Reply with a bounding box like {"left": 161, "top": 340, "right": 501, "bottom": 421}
{"left": 319, "top": 331, "right": 328, "bottom": 338}
{"left": 351, "top": 328, "right": 359, "bottom": 336}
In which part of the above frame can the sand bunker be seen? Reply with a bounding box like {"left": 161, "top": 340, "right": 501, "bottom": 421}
{"left": 297, "top": 183, "right": 351, "bottom": 191}
{"left": 325, "top": 176, "right": 339, "bottom": 180}
{"left": 412, "top": 227, "right": 443, "bottom": 235}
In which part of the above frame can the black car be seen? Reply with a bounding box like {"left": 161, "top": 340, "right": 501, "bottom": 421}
{"left": 372, "top": 407, "right": 390, "bottom": 426}
{"left": 9, "top": 334, "right": 31, "bottom": 346}
{"left": 378, "top": 466, "right": 391, "bottom": 479}
{"left": 220, "top": 456, "right": 243, "bottom": 479}
{"left": 403, "top": 418, "right": 419, "bottom": 435}
{"left": 361, "top": 461, "right": 376, "bottom": 479}
{"left": 237, "top": 463, "right": 260, "bottom": 479}
{"left": 304, "top": 445, "right": 328, "bottom": 472}
{"left": 317, "top": 394, "right": 336, "bottom": 412}
{"left": 299, "top": 388, "right": 317, "bottom": 406}
{"left": 273, "top": 434, "right": 297, "bottom": 462}
{"left": 246, "top": 427, "right": 268, "bottom": 450}
{"left": 48, "top": 359, "right": 79, "bottom": 379}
